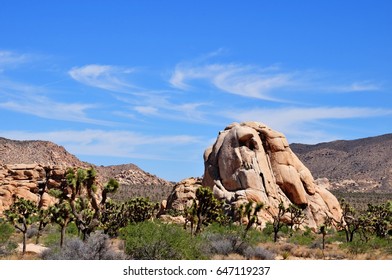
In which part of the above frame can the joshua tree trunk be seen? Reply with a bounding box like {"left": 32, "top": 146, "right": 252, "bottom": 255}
{"left": 22, "top": 231, "right": 27, "bottom": 255}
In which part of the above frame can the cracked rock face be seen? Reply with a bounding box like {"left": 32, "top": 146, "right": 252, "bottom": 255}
{"left": 202, "top": 122, "right": 342, "bottom": 228}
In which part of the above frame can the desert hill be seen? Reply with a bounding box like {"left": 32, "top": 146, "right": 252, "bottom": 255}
{"left": 0, "top": 137, "right": 86, "bottom": 167}
{"left": 291, "top": 133, "right": 392, "bottom": 192}
{"left": 0, "top": 137, "right": 173, "bottom": 202}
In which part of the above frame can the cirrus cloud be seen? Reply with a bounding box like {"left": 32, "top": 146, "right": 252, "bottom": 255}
{"left": 69, "top": 64, "right": 138, "bottom": 93}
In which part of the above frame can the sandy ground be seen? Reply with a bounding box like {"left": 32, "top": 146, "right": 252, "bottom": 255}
{"left": 17, "top": 243, "right": 48, "bottom": 254}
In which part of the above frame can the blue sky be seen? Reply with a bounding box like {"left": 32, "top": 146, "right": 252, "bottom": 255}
{"left": 1, "top": 1, "right": 391, "bottom": 181}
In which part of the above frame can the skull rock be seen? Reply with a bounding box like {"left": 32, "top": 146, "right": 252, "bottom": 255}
{"left": 203, "top": 122, "right": 342, "bottom": 228}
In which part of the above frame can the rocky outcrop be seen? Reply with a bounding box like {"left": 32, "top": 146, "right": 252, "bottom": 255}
{"left": 0, "top": 137, "right": 174, "bottom": 205}
{"left": 200, "top": 122, "right": 342, "bottom": 228}
{"left": 0, "top": 164, "right": 63, "bottom": 214}
{"left": 97, "top": 164, "right": 173, "bottom": 188}
{"left": 164, "top": 177, "right": 202, "bottom": 212}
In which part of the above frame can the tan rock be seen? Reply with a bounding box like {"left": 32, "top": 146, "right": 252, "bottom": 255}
{"left": 40, "top": 192, "right": 56, "bottom": 208}
{"left": 5, "top": 164, "right": 37, "bottom": 170}
{"left": 15, "top": 187, "right": 39, "bottom": 203}
{"left": 200, "top": 121, "right": 343, "bottom": 229}
{"left": 164, "top": 178, "right": 202, "bottom": 212}
{"left": 24, "top": 169, "right": 40, "bottom": 179}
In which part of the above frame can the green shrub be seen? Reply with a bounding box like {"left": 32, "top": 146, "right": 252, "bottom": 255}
{"left": 199, "top": 223, "right": 271, "bottom": 259}
{"left": 289, "top": 229, "right": 315, "bottom": 246}
{"left": 120, "top": 221, "right": 204, "bottom": 260}
{"left": 0, "top": 221, "right": 14, "bottom": 244}
{"left": 203, "top": 223, "right": 261, "bottom": 246}
{"left": 0, "top": 221, "right": 17, "bottom": 257}
{"left": 341, "top": 239, "right": 369, "bottom": 255}
{"left": 66, "top": 222, "right": 79, "bottom": 236}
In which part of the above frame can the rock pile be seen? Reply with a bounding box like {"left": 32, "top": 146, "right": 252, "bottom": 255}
{"left": 165, "top": 122, "right": 342, "bottom": 229}
{"left": 0, "top": 164, "right": 63, "bottom": 214}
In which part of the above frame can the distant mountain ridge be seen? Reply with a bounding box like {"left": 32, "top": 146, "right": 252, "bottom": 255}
{"left": 0, "top": 137, "right": 173, "bottom": 200}
{"left": 291, "top": 133, "right": 392, "bottom": 192}
{"left": 0, "top": 137, "right": 86, "bottom": 167}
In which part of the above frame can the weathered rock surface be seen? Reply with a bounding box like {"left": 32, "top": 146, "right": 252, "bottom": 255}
{"left": 173, "top": 122, "right": 341, "bottom": 228}
{"left": 0, "top": 137, "right": 174, "bottom": 207}
{"left": 164, "top": 177, "right": 203, "bottom": 212}
{"left": 0, "top": 164, "right": 64, "bottom": 214}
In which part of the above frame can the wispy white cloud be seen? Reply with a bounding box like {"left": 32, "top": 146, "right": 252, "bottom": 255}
{"left": 0, "top": 129, "right": 203, "bottom": 161}
{"left": 0, "top": 80, "right": 114, "bottom": 125}
{"left": 0, "top": 50, "right": 30, "bottom": 70}
{"left": 134, "top": 105, "right": 159, "bottom": 115}
{"left": 117, "top": 92, "right": 212, "bottom": 123}
{"left": 170, "top": 56, "right": 382, "bottom": 104}
{"left": 69, "top": 64, "right": 138, "bottom": 93}
{"left": 170, "top": 63, "right": 295, "bottom": 101}
{"left": 0, "top": 97, "right": 113, "bottom": 126}
{"left": 327, "top": 81, "right": 381, "bottom": 92}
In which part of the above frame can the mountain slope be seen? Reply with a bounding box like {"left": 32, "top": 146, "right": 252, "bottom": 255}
{"left": 291, "top": 134, "right": 392, "bottom": 192}
{"left": 0, "top": 137, "right": 173, "bottom": 201}
{"left": 0, "top": 137, "right": 86, "bottom": 167}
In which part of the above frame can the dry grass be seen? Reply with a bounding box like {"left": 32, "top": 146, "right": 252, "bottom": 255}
{"left": 260, "top": 240, "right": 391, "bottom": 260}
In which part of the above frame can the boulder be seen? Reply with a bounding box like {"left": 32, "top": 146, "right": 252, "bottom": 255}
{"left": 0, "top": 164, "right": 67, "bottom": 214}
{"left": 165, "top": 177, "right": 202, "bottom": 211}
{"left": 201, "top": 122, "right": 342, "bottom": 228}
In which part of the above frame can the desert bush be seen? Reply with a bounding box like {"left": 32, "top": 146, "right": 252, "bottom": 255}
{"left": 101, "top": 197, "right": 158, "bottom": 237}
{"left": 41, "top": 232, "right": 126, "bottom": 260}
{"left": 243, "top": 246, "right": 276, "bottom": 260}
{"left": 289, "top": 227, "right": 315, "bottom": 246}
{"left": 0, "top": 221, "right": 17, "bottom": 257}
{"left": 26, "top": 225, "right": 39, "bottom": 239}
{"left": 202, "top": 232, "right": 247, "bottom": 256}
{"left": 0, "top": 221, "right": 15, "bottom": 244}
{"left": 120, "top": 221, "right": 204, "bottom": 260}
{"left": 200, "top": 223, "right": 270, "bottom": 259}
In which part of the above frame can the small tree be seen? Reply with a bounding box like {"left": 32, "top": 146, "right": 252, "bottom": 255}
{"left": 239, "top": 201, "right": 264, "bottom": 238}
{"left": 365, "top": 202, "right": 392, "bottom": 238}
{"left": 191, "top": 186, "right": 223, "bottom": 234}
{"left": 4, "top": 197, "right": 38, "bottom": 254}
{"left": 287, "top": 204, "right": 306, "bottom": 231}
{"left": 65, "top": 167, "right": 101, "bottom": 240}
{"left": 100, "top": 178, "right": 119, "bottom": 205}
{"left": 319, "top": 214, "right": 333, "bottom": 253}
{"left": 35, "top": 208, "right": 51, "bottom": 245}
{"left": 338, "top": 199, "right": 363, "bottom": 242}
{"left": 266, "top": 202, "right": 288, "bottom": 242}
{"left": 101, "top": 197, "right": 158, "bottom": 237}
{"left": 49, "top": 200, "right": 74, "bottom": 247}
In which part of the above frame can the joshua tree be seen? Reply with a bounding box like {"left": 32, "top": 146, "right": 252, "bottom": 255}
{"left": 100, "top": 178, "right": 120, "bottom": 205}
{"left": 287, "top": 204, "right": 306, "bottom": 231}
{"left": 266, "top": 202, "right": 288, "bottom": 242}
{"left": 49, "top": 200, "right": 74, "bottom": 247}
{"left": 35, "top": 208, "right": 51, "bottom": 245}
{"left": 101, "top": 197, "right": 158, "bottom": 237}
{"left": 239, "top": 201, "right": 264, "bottom": 237}
{"left": 189, "top": 186, "right": 223, "bottom": 234}
{"left": 65, "top": 167, "right": 101, "bottom": 240}
{"left": 365, "top": 202, "right": 392, "bottom": 238}
{"left": 338, "top": 199, "right": 363, "bottom": 242}
{"left": 4, "top": 196, "right": 38, "bottom": 254}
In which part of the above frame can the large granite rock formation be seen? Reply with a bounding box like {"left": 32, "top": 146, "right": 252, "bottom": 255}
{"left": 201, "top": 122, "right": 342, "bottom": 228}
{"left": 0, "top": 164, "right": 62, "bottom": 214}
